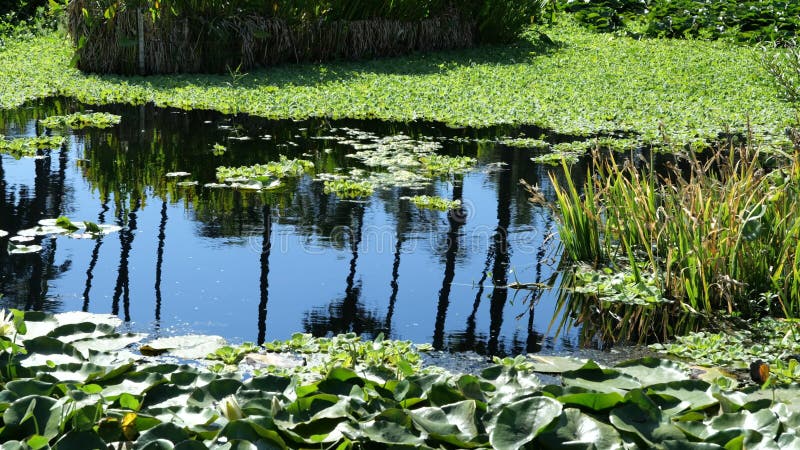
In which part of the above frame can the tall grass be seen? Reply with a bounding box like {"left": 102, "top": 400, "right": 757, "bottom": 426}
{"left": 67, "top": 0, "right": 547, "bottom": 74}
{"left": 546, "top": 136, "right": 800, "bottom": 342}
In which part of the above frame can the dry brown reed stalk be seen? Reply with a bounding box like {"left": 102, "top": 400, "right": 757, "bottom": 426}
{"left": 67, "top": 0, "right": 476, "bottom": 74}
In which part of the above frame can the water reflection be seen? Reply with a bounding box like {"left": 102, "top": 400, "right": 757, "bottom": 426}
{"left": 0, "top": 98, "right": 584, "bottom": 356}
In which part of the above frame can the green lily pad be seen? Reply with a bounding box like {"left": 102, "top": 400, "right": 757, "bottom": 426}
{"left": 527, "top": 356, "right": 589, "bottom": 374}
{"left": 536, "top": 408, "right": 623, "bottom": 450}
{"left": 489, "top": 396, "right": 562, "bottom": 450}
{"left": 142, "top": 335, "right": 227, "bottom": 360}
{"left": 562, "top": 361, "right": 642, "bottom": 393}
{"left": 615, "top": 358, "right": 690, "bottom": 385}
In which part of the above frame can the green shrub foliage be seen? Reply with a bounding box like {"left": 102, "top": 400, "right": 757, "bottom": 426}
{"left": 559, "top": 0, "right": 800, "bottom": 42}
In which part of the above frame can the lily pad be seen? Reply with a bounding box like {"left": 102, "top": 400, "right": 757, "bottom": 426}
{"left": 615, "top": 358, "right": 690, "bottom": 386}
{"left": 527, "top": 356, "right": 589, "bottom": 374}
{"left": 142, "top": 335, "right": 227, "bottom": 360}
{"left": 166, "top": 172, "right": 192, "bottom": 178}
{"left": 489, "top": 396, "right": 562, "bottom": 450}
{"left": 0, "top": 230, "right": 8, "bottom": 238}
{"left": 536, "top": 408, "right": 623, "bottom": 450}
{"left": 8, "top": 243, "right": 42, "bottom": 254}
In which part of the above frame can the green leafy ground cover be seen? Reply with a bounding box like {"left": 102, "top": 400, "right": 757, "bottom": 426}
{"left": 0, "top": 20, "right": 793, "bottom": 143}
{"left": 5, "top": 310, "right": 800, "bottom": 449}
{"left": 39, "top": 112, "right": 120, "bottom": 129}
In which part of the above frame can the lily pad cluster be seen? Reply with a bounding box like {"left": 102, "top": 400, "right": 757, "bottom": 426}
{"left": 3, "top": 310, "right": 800, "bottom": 449}
{"left": 322, "top": 178, "right": 374, "bottom": 199}
{"left": 0, "top": 135, "right": 64, "bottom": 159}
{"left": 213, "top": 156, "right": 314, "bottom": 191}
{"left": 6, "top": 216, "right": 121, "bottom": 254}
{"left": 569, "top": 265, "right": 670, "bottom": 306}
{"left": 408, "top": 195, "right": 462, "bottom": 211}
{"left": 652, "top": 318, "right": 800, "bottom": 373}
{"left": 39, "top": 112, "right": 121, "bottom": 129}
{"left": 319, "top": 129, "right": 477, "bottom": 199}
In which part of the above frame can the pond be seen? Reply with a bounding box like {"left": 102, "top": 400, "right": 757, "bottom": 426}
{"left": 0, "top": 98, "right": 595, "bottom": 356}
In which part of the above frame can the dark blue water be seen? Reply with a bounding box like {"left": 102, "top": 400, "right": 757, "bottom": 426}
{"left": 0, "top": 98, "right": 589, "bottom": 356}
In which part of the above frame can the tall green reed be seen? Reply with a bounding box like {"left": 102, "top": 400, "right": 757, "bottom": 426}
{"left": 547, "top": 136, "right": 800, "bottom": 342}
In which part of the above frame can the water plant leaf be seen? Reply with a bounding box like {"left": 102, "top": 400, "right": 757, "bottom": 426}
{"left": 3, "top": 395, "right": 62, "bottom": 440}
{"left": 527, "top": 356, "right": 588, "bottom": 374}
{"left": 557, "top": 391, "right": 625, "bottom": 411}
{"left": 53, "top": 430, "right": 108, "bottom": 450}
{"left": 536, "top": 408, "right": 623, "bottom": 450}
{"left": 609, "top": 390, "right": 686, "bottom": 446}
{"left": 615, "top": 358, "right": 690, "bottom": 386}
{"left": 143, "top": 335, "right": 227, "bottom": 360}
{"left": 488, "top": 396, "right": 562, "bottom": 450}
{"left": 55, "top": 216, "right": 79, "bottom": 232}
{"left": 408, "top": 400, "right": 486, "bottom": 448}
{"left": 8, "top": 243, "right": 43, "bottom": 254}
{"left": 40, "top": 112, "right": 120, "bottom": 129}
{"left": 562, "top": 361, "right": 642, "bottom": 393}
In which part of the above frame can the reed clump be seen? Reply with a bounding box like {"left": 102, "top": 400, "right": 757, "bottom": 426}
{"left": 545, "top": 136, "right": 800, "bottom": 342}
{"left": 66, "top": 0, "right": 545, "bottom": 74}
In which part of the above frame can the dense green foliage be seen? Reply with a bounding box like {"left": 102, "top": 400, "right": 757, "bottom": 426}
{"left": 0, "top": 22, "right": 791, "bottom": 142}
{"left": 0, "top": 0, "right": 47, "bottom": 25}
{"left": 652, "top": 318, "right": 800, "bottom": 375}
{"left": 5, "top": 310, "right": 800, "bottom": 449}
{"left": 559, "top": 0, "right": 800, "bottom": 42}
{"left": 547, "top": 140, "right": 800, "bottom": 343}
{"left": 68, "top": 0, "right": 544, "bottom": 73}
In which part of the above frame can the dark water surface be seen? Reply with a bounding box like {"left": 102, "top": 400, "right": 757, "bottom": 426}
{"left": 0, "top": 98, "right": 590, "bottom": 356}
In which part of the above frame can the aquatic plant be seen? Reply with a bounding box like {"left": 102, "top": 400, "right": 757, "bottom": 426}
{"left": 0, "top": 134, "right": 64, "bottom": 158}
{"left": 499, "top": 137, "right": 550, "bottom": 149}
{"left": 546, "top": 139, "right": 800, "bottom": 342}
{"left": 211, "top": 143, "right": 227, "bottom": 156}
{"left": 419, "top": 154, "right": 477, "bottom": 176}
{"left": 323, "top": 178, "right": 374, "bottom": 199}
{"left": 408, "top": 195, "right": 462, "bottom": 211}
{"left": 4, "top": 310, "right": 800, "bottom": 449}
{"left": 39, "top": 111, "right": 121, "bottom": 129}
{"left": 216, "top": 156, "right": 314, "bottom": 182}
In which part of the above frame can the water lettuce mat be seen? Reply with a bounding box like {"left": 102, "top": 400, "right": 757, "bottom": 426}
{"left": 2, "top": 310, "right": 800, "bottom": 449}
{"left": 0, "top": 20, "right": 794, "bottom": 145}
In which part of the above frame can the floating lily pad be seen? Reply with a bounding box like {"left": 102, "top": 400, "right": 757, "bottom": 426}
{"left": 9, "top": 235, "right": 35, "bottom": 242}
{"left": 8, "top": 243, "right": 42, "bottom": 254}
{"left": 166, "top": 172, "right": 192, "bottom": 178}
{"left": 176, "top": 181, "right": 199, "bottom": 187}
{"left": 527, "top": 355, "right": 589, "bottom": 374}
{"left": 40, "top": 112, "right": 121, "bottom": 129}
{"left": 142, "top": 335, "right": 227, "bottom": 360}
{"left": 0, "top": 230, "right": 7, "bottom": 238}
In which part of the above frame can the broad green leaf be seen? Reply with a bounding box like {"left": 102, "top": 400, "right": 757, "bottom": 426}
{"left": 53, "top": 430, "right": 107, "bottom": 450}
{"left": 143, "top": 335, "right": 227, "bottom": 360}
{"left": 562, "top": 362, "right": 641, "bottom": 393}
{"left": 489, "top": 396, "right": 562, "bottom": 450}
{"left": 647, "top": 380, "right": 718, "bottom": 412}
{"left": 3, "top": 395, "right": 62, "bottom": 440}
{"left": 527, "top": 356, "right": 588, "bottom": 373}
{"left": 609, "top": 390, "right": 686, "bottom": 446}
{"left": 557, "top": 391, "right": 624, "bottom": 411}
{"left": 615, "top": 358, "right": 690, "bottom": 385}
{"left": 409, "top": 400, "right": 485, "bottom": 448}
{"left": 536, "top": 408, "right": 622, "bottom": 450}
{"left": 135, "top": 423, "right": 190, "bottom": 449}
